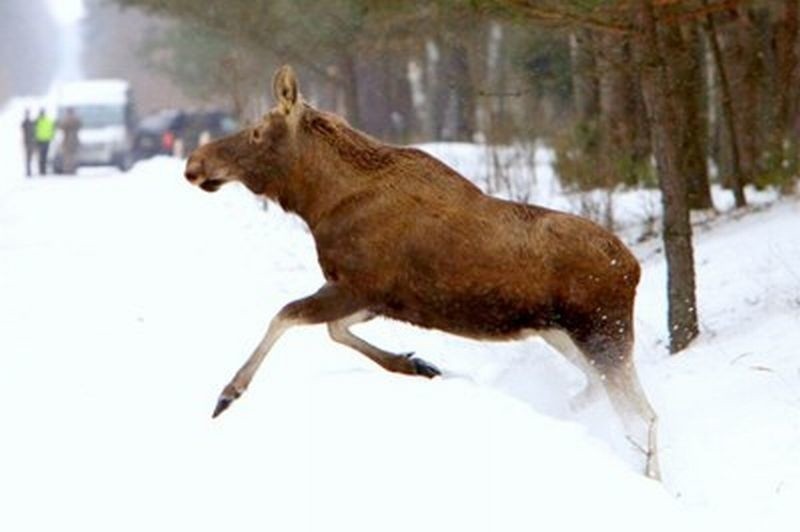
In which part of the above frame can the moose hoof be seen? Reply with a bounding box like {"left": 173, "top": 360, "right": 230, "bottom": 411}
{"left": 212, "top": 386, "right": 242, "bottom": 418}
{"left": 406, "top": 354, "right": 441, "bottom": 378}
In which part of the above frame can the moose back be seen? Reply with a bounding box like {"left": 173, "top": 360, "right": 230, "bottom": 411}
{"left": 184, "top": 66, "right": 660, "bottom": 479}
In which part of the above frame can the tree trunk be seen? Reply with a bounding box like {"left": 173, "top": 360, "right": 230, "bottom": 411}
{"left": 569, "top": 29, "right": 599, "bottom": 123}
{"left": 665, "top": 22, "right": 714, "bottom": 210}
{"left": 703, "top": 7, "right": 747, "bottom": 207}
{"left": 631, "top": 63, "right": 652, "bottom": 163}
{"left": 386, "top": 51, "right": 417, "bottom": 143}
{"left": 635, "top": 0, "right": 699, "bottom": 354}
{"left": 354, "top": 51, "right": 394, "bottom": 140}
{"left": 337, "top": 51, "right": 361, "bottom": 130}
{"left": 449, "top": 42, "right": 476, "bottom": 141}
{"left": 484, "top": 22, "right": 514, "bottom": 144}
{"left": 597, "top": 33, "right": 634, "bottom": 152}
{"left": 724, "top": 9, "right": 760, "bottom": 188}
{"left": 430, "top": 40, "right": 448, "bottom": 140}
{"left": 774, "top": 0, "right": 799, "bottom": 184}
{"left": 432, "top": 39, "right": 475, "bottom": 141}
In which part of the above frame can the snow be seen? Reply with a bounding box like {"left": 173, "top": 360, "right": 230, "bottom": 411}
{"left": 1, "top": 98, "right": 799, "bottom": 531}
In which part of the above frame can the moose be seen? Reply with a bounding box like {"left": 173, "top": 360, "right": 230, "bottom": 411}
{"left": 184, "top": 66, "right": 660, "bottom": 479}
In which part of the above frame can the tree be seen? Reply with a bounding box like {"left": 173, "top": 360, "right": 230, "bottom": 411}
{"left": 702, "top": 4, "right": 747, "bottom": 207}
{"left": 773, "top": 0, "right": 799, "bottom": 188}
{"left": 666, "top": 21, "right": 714, "bottom": 210}
{"left": 634, "top": 0, "right": 699, "bottom": 352}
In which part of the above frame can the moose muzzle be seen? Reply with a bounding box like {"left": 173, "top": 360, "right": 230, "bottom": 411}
{"left": 184, "top": 155, "right": 225, "bottom": 192}
{"left": 184, "top": 155, "right": 204, "bottom": 185}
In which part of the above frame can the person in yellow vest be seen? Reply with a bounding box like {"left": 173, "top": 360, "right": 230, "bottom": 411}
{"left": 34, "top": 108, "right": 56, "bottom": 175}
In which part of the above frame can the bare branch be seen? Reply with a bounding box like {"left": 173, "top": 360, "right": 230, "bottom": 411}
{"left": 496, "top": 0, "right": 633, "bottom": 34}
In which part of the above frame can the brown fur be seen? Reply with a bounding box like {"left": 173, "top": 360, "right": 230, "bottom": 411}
{"left": 185, "top": 66, "right": 659, "bottom": 478}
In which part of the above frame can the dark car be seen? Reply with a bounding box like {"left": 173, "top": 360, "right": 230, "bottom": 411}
{"left": 132, "top": 109, "right": 238, "bottom": 161}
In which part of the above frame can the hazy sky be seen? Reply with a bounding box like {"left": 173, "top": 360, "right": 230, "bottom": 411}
{"left": 45, "top": 0, "right": 85, "bottom": 81}
{"left": 46, "top": 0, "right": 85, "bottom": 25}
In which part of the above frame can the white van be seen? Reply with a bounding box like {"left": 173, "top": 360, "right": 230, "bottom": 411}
{"left": 51, "top": 79, "right": 136, "bottom": 172}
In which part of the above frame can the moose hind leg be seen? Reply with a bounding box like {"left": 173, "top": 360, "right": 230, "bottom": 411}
{"left": 327, "top": 311, "right": 440, "bottom": 378}
{"left": 606, "top": 363, "right": 660, "bottom": 480}
{"left": 576, "top": 334, "right": 661, "bottom": 480}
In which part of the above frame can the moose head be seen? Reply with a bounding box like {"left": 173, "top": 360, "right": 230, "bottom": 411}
{"left": 184, "top": 66, "right": 302, "bottom": 196}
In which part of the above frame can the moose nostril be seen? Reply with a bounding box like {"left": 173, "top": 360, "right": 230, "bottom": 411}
{"left": 184, "top": 159, "right": 204, "bottom": 183}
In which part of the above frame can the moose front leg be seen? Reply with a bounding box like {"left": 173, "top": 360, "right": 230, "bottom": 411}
{"left": 327, "top": 310, "right": 440, "bottom": 378}
{"left": 213, "top": 283, "right": 362, "bottom": 418}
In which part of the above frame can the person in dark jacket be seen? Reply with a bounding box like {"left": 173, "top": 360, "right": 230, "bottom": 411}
{"left": 21, "top": 109, "right": 36, "bottom": 177}
{"left": 34, "top": 108, "right": 56, "bottom": 175}
{"left": 58, "top": 107, "right": 82, "bottom": 174}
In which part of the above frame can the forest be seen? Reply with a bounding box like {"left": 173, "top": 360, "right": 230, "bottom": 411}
{"left": 105, "top": 0, "right": 800, "bottom": 354}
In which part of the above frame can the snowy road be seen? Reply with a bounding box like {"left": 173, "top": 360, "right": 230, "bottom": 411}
{"left": 1, "top": 153, "right": 798, "bottom": 531}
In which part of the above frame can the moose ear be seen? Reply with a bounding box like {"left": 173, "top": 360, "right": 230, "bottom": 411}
{"left": 272, "top": 65, "right": 299, "bottom": 113}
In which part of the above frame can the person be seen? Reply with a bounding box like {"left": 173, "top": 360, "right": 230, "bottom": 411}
{"left": 58, "top": 107, "right": 82, "bottom": 174}
{"left": 34, "top": 108, "right": 56, "bottom": 175}
{"left": 21, "top": 109, "right": 36, "bottom": 177}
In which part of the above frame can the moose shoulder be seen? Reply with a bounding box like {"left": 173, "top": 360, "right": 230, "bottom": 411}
{"left": 184, "top": 65, "right": 660, "bottom": 480}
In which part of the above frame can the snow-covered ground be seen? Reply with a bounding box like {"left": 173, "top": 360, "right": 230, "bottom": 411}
{"left": 1, "top": 99, "right": 798, "bottom": 531}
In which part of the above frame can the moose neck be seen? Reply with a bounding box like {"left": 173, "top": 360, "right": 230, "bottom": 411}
{"left": 275, "top": 116, "right": 387, "bottom": 228}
